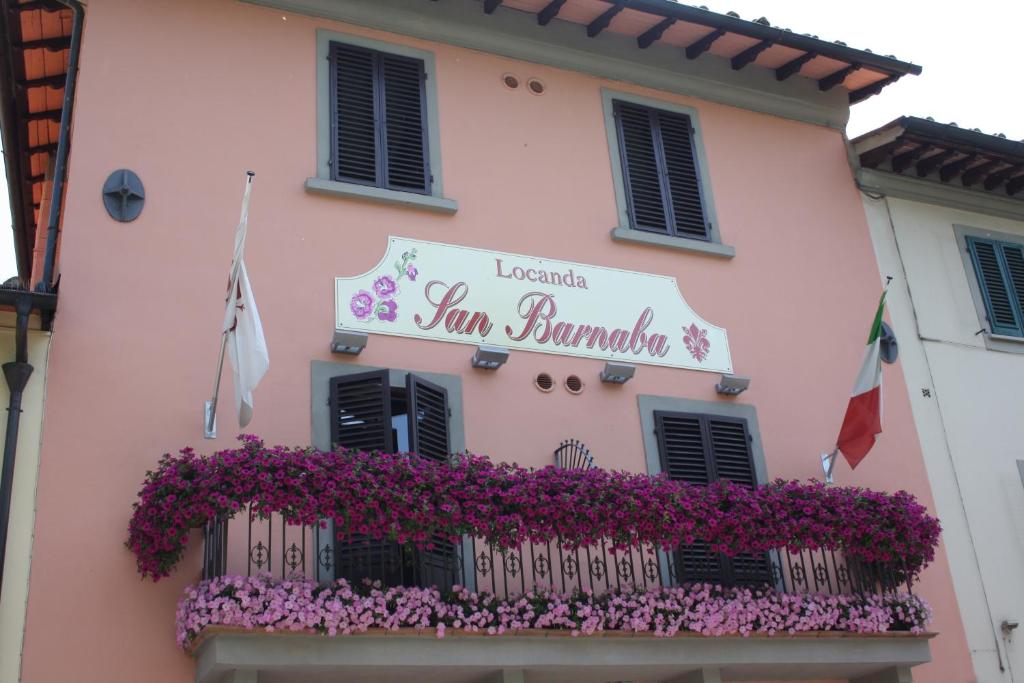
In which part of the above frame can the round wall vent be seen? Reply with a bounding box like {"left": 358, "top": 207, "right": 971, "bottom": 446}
{"left": 534, "top": 372, "right": 555, "bottom": 392}
{"left": 564, "top": 374, "right": 584, "bottom": 394}
{"left": 502, "top": 73, "right": 520, "bottom": 90}
{"left": 527, "top": 78, "right": 545, "bottom": 95}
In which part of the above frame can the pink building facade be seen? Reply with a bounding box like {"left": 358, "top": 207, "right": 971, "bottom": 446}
{"left": 0, "top": 1, "right": 977, "bottom": 682}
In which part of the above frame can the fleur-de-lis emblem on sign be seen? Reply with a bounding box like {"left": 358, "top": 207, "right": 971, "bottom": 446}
{"left": 683, "top": 323, "right": 710, "bottom": 362}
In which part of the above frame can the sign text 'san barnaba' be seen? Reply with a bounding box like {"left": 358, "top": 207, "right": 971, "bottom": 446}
{"left": 336, "top": 237, "right": 732, "bottom": 373}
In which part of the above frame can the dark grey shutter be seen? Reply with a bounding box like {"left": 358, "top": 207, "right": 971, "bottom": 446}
{"left": 616, "top": 103, "right": 669, "bottom": 234}
{"left": 655, "top": 411, "right": 770, "bottom": 587}
{"left": 331, "top": 43, "right": 379, "bottom": 186}
{"left": 381, "top": 54, "right": 430, "bottom": 193}
{"left": 658, "top": 110, "right": 709, "bottom": 239}
{"left": 655, "top": 412, "right": 723, "bottom": 583}
{"left": 614, "top": 101, "right": 709, "bottom": 240}
{"left": 706, "top": 418, "right": 772, "bottom": 586}
{"left": 406, "top": 373, "right": 450, "bottom": 463}
{"left": 967, "top": 237, "right": 1024, "bottom": 337}
{"left": 330, "top": 42, "right": 430, "bottom": 194}
{"left": 329, "top": 370, "right": 403, "bottom": 586}
{"left": 406, "top": 374, "right": 458, "bottom": 590}
{"left": 329, "top": 369, "right": 395, "bottom": 453}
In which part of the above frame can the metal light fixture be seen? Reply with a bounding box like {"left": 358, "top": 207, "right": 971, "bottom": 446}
{"left": 471, "top": 344, "right": 509, "bottom": 369}
{"left": 600, "top": 361, "right": 635, "bottom": 384}
{"left": 715, "top": 374, "right": 750, "bottom": 396}
{"left": 331, "top": 329, "right": 368, "bottom": 355}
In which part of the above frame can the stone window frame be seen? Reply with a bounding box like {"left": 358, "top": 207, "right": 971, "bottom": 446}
{"left": 953, "top": 223, "right": 1024, "bottom": 354}
{"left": 307, "top": 29, "right": 458, "bottom": 214}
{"left": 602, "top": 88, "right": 734, "bottom": 259}
{"left": 310, "top": 360, "right": 472, "bottom": 586}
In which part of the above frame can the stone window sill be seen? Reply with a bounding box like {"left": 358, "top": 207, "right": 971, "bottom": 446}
{"left": 988, "top": 333, "right": 1024, "bottom": 344}
{"left": 610, "top": 227, "right": 735, "bottom": 259}
{"left": 305, "top": 177, "right": 458, "bottom": 215}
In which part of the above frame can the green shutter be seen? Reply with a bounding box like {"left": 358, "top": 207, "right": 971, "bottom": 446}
{"left": 967, "top": 236, "right": 1024, "bottom": 337}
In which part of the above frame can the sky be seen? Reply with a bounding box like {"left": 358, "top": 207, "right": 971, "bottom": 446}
{"left": 1, "top": 0, "right": 1021, "bottom": 281}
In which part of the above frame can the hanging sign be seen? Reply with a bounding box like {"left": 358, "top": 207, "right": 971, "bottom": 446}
{"left": 335, "top": 237, "right": 732, "bottom": 373}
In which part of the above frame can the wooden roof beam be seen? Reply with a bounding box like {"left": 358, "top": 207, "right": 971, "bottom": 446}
{"left": 1006, "top": 173, "right": 1024, "bottom": 196}
{"left": 775, "top": 52, "right": 816, "bottom": 81}
{"left": 685, "top": 27, "right": 726, "bottom": 59}
{"left": 891, "top": 145, "right": 931, "bottom": 174}
{"left": 849, "top": 75, "right": 900, "bottom": 105}
{"left": 483, "top": 0, "right": 503, "bottom": 14}
{"left": 939, "top": 154, "right": 975, "bottom": 182}
{"left": 961, "top": 160, "right": 1002, "bottom": 188}
{"left": 637, "top": 16, "right": 675, "bottom": 49}
{"left": 537, "top": 0, "right": 568, "bottom": 25}
{"left": 983, "top": 165, "right": 1021, "bottom": 191}
{"left": 858, "top": 141, "right": 898, "bottom": 169}
{"left": 587, "top": 1, "right": 628, "bottom": 38}
{"left": 915, "top": 148, "right": 956, "bottom": 177}
{"left": 731, "top": 39, "right": 773, "bottom": 70}
{"left": 819, "top": 64, "right": 860, "bottom": 91}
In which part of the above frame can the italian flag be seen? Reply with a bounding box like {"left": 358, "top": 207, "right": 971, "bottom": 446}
{"left": 835, "top": 291, "right": 887, "bottom": 470}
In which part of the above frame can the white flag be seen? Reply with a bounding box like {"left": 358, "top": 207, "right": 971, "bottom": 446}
{"left": 221, "top": 178, "right": 268, "bottom": 428}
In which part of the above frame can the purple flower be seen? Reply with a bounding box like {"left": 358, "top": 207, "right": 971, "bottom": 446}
{"left": 349, "top": 290, "right": 375, "bottom": 321}
{"left": 406, "top": 265, "right": 418, "bottom": 281}
{"left": 373, "top": 276, "right": 399, "bottom": 299}
{"left": 376, "top": 299, "right": 398, "bottom": 322}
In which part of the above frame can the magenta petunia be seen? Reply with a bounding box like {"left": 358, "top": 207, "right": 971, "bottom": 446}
{"left": 376, "top": 299, "right": 398, "bottom": 322}
{"left": 373, "top": 275, "right": 399, "bottom": 299}
{"left": 349, "top": 290, "right": 375, "bottom": 321}
{"left": 406, "top": 265, "right": 418, "bottom": 281}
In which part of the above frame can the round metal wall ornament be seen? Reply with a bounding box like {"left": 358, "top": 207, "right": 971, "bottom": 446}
{"left": 879, "top": 320, "right": 899, "bottom": 364}
{"left": 102, "top": 169, "right": 145, "bottom": 222}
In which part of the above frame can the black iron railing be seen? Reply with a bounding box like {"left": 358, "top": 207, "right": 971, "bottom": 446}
{"left": 202, "top": 506, "right": 915, "bottom": 598}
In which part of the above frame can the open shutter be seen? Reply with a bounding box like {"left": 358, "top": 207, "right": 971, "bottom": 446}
{"left": 406, "top": 374, "right": 458, "bottom": 590}
{"left": 654, "top": 411, "right": 723, "bottom": 583}
{"left": 406, "top": 374, "right": 450, "bottom": 462}
{"left": 381, "top": 54, "right": 430, "bottom": 194}
{"left": 329, "top": 369, "right": 395, "bottom": 453}
{"left": 657, "top": 110, "right": 709, "bottom": 240}
{"left": 706, "top": 418, "right": 772, "bottom": 587}
{"left": 329, "top": 370, "right": 403, "bottom": 586}
{"left": 967, "top": 236, "right": 1024, "bottom": 336}
{"left": 331, "top": 43, "right": 379, "bottom": 186}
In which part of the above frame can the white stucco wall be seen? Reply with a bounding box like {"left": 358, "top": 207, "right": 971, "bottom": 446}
{"left": 0, "top": 317, "right": 50, "bottom": 683}
{"left": 864, "top": 190, "right": 1024, "bottom": 683}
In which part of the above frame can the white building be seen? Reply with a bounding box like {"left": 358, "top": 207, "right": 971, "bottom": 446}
{"left": 856, "top": 117, "right": 1024, "bottom": 683}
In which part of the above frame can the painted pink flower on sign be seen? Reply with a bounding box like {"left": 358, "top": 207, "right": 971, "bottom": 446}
{"left": 683, "top": 323, "right": 711, "bottom": 362}
{"left": 350, "top": 290, "right": 375, "bottom": 321}
{"left": 373, "top": 275, "right": 399, "bottom": 299}
{"left": 377, "top": 299, "right": 398, "bottom": 322}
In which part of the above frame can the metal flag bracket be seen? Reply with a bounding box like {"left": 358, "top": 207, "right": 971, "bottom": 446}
{"left": 820, "top": 449, "right": 838, "bottom": 484}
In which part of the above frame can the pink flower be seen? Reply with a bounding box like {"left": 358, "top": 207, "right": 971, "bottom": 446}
{"left": 376, "top": 299, "right": 398, "bottom": 322}
{"left": 349, "top": 290, "right": 374, "bottom": 321}
{"left": 373, "top": 276, "right": 399, "bottom": 299}
{"left": 406, "top": 265, "right": 418, "bottom": 281}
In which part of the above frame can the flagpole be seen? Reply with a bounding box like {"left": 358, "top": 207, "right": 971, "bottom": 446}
{"left": 205, "top": 171, "right": 255, "bottom": 439}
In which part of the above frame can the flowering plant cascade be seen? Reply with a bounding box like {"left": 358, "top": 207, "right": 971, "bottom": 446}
{"left": 128, "top": 437, "right": 941, "bottom": 581}
{"left": 176, "top": 575, "right": 932, "bottom": 649}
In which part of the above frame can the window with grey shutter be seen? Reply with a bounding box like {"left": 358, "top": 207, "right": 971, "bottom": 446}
{"left": 329, "top": 370, "right": 456, "bottom": 589}
{"left": 654, "top": 411, "right": 772, "bottom": 587}
{"left": 330, "top": 42, "right": 430, "bottom": 194}
{"left": 967, "top": 236, "right": 1024, "bottom": 337}
{"left": 614, "top": 101, "right": 709, "bottom": 240}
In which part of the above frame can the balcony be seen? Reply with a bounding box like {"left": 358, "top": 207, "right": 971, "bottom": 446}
{"left": 128, "top": 439, "right": 938, "bottom": 683}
